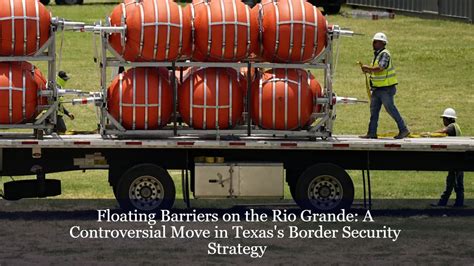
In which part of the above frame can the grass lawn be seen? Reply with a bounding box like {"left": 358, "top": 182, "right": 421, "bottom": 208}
{"left": 1, "top": 4, "right": 473, "bottom": 203}
{"left": 1, "top": 4, "right": 474, "bottom": 264}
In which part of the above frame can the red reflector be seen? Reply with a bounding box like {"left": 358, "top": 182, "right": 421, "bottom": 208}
{"left": 333, "top": 143, "right": 350, "bottom": 148}
{"left": 281, "top": 143, "right": 297, "bottom": 147}
{"left": 385, "top": 144, "right": 401, "bottom": 148}
{"left": 126, "top": 141, "right": 142, "bottom": 145}
{"left": 73, "top": 141, "right": 91, "bottom": 145}
{"left": 431, "top": 145, "right": 447, "bottom": 149}
{"left": 22, "top": 141, "right": 38, "bottom": 145}
{"left": 229, "top": 142, "right": 245, "bottom": 146}
{"left": 177, "top": 141, "right": 194, "bottom": 146}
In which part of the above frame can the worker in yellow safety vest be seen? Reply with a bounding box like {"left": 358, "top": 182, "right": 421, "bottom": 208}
{"left": 359, "top": 32, "right": 410, "bottom": 139}
{"left": 55, "top": 71, "right": 75, "bottom": 134}
{"left": 431, "top": 108, "right": 464, "bottom": 207}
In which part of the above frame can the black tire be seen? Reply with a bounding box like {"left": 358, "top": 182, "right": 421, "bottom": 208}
{"left": 56, "top": 0, "right": 82, "bottom": 5}
{"left": 323, "top": 5, "right": 341, "bottom": 15}
{"left": 294, "top": 163, "right": 354, "bottom": 212}
{"left": 40, "top": 0, "right": 50, "bottom": 5}
{"left": 115, "top": 164, "right": 175, "bottom": 212}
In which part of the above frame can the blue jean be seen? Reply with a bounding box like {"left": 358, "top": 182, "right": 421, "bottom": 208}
{"left": 439, "top": 171, "right": 464, "bottom": 206}
{"left": 368, "top": 85, "right": 407, "bottom": 135}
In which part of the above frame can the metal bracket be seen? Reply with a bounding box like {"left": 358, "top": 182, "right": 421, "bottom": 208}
{"left": 105, "top": 112, "right": 127, "bottom": 131}
{"left": 34, "top": 102, "right": 59, "bottom": 125}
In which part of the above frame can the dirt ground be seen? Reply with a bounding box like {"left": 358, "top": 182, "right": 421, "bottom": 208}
{"left": 1, "top": 199, "right": 473, "bottom": 265}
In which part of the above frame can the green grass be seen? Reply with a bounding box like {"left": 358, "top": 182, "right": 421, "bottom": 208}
{"left": 40, "top": 4, "right": 474, "bottom": 135}
{"left": 327, "top": 10, "right": 474, "bottom": 135}
{"left": 2, "top": 5, "right": 474, "bottom": 203}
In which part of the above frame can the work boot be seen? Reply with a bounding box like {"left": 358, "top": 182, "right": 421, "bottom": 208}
{"left": 359, "top": 134, "right": 377, "bottom": 139}
{"left": 430, "top": 199, "right": 448, "bottom": 207}
{"left": 394, "top": 129, "right": 410, "bottom": 139}
{"left": 453, "top": 198, "right": 465, "bottom": 208}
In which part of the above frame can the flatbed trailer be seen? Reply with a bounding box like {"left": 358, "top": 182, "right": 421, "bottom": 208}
{"left": 1, "top": 134, "right": 473, "bottom": 212}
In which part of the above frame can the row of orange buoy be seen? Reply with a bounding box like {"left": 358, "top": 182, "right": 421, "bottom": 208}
{"left": 108, "top": 0, "right": 327, "bottom": 63}
{"left": 0, "top": 0, "right": 327, "bottom": 130}
{"left": 0, "top": 0, "right": 50, "bottom": 124}
{"left": 106, "top": 0, "right": 328, "bottom": 131}
{"left": 107, "top": 67, "right": 323, "bottom": 130}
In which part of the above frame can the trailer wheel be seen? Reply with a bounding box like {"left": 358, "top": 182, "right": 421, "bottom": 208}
{"left": 294, "top": 163, "right": 354, "bottom": 212}
{"left": 116, "top": 164, "right": 175, "bottom": 212}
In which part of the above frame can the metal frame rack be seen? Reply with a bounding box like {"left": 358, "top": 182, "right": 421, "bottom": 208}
{"left": 93, "top": 24, "right": 350, "bottom": 140}
{"left": 0, "top": 22, "right": 60, "bottom": 139}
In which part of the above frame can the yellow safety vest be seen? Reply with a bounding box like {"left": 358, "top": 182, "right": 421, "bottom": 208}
{"left": 57, "top": 77, "right": 67, "bottom": 89}
{"left": 453, "top": 123, "right": 462, "bottom": 136}
{"left": 58, "top": 96, "right": 66, "bottom": 117}
{"left": 370, "top": 49, "right": 398, "bottom": 88}
{"left": 57, "top": 77, "right": 67, "bottom": 117}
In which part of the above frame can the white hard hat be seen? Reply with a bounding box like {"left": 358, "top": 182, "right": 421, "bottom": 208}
{"left": 441, "top": 108, "right": 457, "bottom": 119}
{"left": 372, "top": 32, "right": 388, "bottom": 44}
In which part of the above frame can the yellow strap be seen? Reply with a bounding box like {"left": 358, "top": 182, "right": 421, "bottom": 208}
{"left": 357, "top": 61, "right": 371, "bottom": 103}
{"left": 376, "top": 132, "right": 447, "bottom": 138}
{"left": 64, "top": 130, "right": 98, "bottom": 135}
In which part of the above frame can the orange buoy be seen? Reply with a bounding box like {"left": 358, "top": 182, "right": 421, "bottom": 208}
{"left": 179, "top": 68, "right": 244, "bottom": 129}
{"left": 253, "top": 0, "right": 327, "bottom": 63}
{"left": 307, "top": 72, "right": 323, "bottom": 113}
{"left": 0, "top": 62, "right": 47, "bottom": 124}
{"left": 0, "top": 0, "right": 51, "bottom": 56}
{"left": 252, "top": 68, "right": 313, "bottom": 130}
{"left": 190, "top": 0, "right": 258, "bottom": 61}
{"left": 107, "top": 67, "right": 173, "bottom": 130}
{"left": 109, "top": 0, "right": 192, "bottom": 62}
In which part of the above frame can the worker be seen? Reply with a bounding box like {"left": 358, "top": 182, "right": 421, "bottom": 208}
{"left": 431, "top": 108, "right": 464, "bottom": 207}
{"left": 359, "top": 32, "right": 410, "bottom": 139}
{"left": 55, "top": 71, "right": 75, "bottom": 134}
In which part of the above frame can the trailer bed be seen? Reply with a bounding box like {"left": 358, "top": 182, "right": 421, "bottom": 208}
{"left": 0, "top": 134, "right": 473, "bottom": 152}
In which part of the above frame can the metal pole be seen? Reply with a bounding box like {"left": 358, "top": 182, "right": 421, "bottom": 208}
{"left": 367, "top": 151, "right": 372, "bottom": 210}
{"left": 172, "top": 61, "right": 177, "bottom": 136}
{"left": 47, "top": 26, "right": 57, "bottom": 138}
{"left": 184, "top": 150, "right": 190, "bottom": 208}
{"left": 326, "top": 35, "right": 334, "bottom": 135}
{"left": 100, "top": 33, "right": 108, "bottom": 134}
{"left": 362, "top": 169, "right": 367, "bottom": 209}
{"left": 181, "top": 169, "right": 186, "bottom": 204}
{"left": 246, "top": 61, "right": 251, "bottom": 136}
